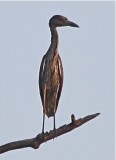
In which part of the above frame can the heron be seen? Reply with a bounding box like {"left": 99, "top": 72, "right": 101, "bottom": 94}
{"left": 39, "top": 15, "right": 79, "bottom": 136}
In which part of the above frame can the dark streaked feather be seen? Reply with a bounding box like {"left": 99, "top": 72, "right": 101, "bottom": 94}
{"left": 39, "top": 53, "right": 63, "bottom": 117}
{"left": 56, "top": 54, "right": 63, "bottom": 108}
{"left": 39, "top": 55, "right": 46, "bottom": 107}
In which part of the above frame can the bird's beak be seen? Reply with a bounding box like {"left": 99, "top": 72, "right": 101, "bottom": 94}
{"left": 66, "top": 20, "right": 79, "bottom": 28}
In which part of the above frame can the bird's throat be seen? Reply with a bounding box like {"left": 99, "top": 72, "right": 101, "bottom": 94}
{"left": 49, "top": 26, "right": 59, "bottom": 54}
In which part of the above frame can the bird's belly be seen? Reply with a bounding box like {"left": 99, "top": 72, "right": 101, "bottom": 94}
{"left": 45, "top": 70, "right": 60, "bottom": 117}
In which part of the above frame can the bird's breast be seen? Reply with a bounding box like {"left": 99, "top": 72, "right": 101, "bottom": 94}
{"left": 45, "top": 54, "right": 60, "bottom": 80}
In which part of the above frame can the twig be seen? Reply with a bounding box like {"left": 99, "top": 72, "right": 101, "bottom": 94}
{"left": 0, "top": 113, "right": 100, "bottom": 154}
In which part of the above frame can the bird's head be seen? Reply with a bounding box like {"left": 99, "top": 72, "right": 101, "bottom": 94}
{"left": 49, "top": 15, "right": 79, "bottom": 28}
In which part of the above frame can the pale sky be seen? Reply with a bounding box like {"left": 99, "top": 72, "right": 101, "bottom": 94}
{"left": 0, "top": 1, "right": 115, "bottom": 160}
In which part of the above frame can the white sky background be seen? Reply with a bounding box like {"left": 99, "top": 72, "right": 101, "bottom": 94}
{"left": 0, "top": 1, "right": 115, "bottom": 160}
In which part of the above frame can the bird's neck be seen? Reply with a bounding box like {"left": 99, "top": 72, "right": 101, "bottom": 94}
{"left": 49, "top": 26, "right": 59, "bottom": 54}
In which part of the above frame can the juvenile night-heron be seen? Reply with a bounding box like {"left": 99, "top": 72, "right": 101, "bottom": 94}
{"left": 39, "top": 15, "right": 79, "bottom": 135}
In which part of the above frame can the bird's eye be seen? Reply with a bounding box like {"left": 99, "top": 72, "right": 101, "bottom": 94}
{"left": 60, "top": 16, "right": 67, "bottom": 21}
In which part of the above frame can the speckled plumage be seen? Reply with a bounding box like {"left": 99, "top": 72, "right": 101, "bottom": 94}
{"left": 39, "top": 52, "right": 63, "bottom": 118}
{"left": 39, "top": 15, "right": 79, "bottom": 134}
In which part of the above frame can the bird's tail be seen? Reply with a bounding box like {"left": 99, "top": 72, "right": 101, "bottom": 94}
{"left": 45, "top": 104, "right": 57, "bottom": 118}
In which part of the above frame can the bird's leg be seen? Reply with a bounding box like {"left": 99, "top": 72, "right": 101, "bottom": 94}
{"left": 53, "top": 86, "right": 59, "bottom": 138}
{"left": 42, "top": 85, "right": 46, "bottom": 141}
{"left": 42, "top": 111, "right": 46, "bottom": 142}
{"left": 54, "top": 113, "right": 55, "bottom": 131}
{"left": 53, "top": 113, "right": 57, "bottom": 137}
{"left": 42, "top": 111, "right": 45, "bottom": 140}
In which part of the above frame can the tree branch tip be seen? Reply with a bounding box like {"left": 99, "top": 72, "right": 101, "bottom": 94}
{"left": 82, "top": 112, "right": 100, "bottom": 123}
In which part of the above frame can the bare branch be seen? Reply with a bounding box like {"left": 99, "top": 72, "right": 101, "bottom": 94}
{"left": 0, "top": 113, "right": 100, "bottom": 154}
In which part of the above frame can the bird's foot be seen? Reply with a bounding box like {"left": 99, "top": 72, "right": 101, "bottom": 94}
{"left": 53, "top": 128, "right": 57, "bottom": 139}
{"left": 42, "top": 131, "right": 46, "bottom": 142}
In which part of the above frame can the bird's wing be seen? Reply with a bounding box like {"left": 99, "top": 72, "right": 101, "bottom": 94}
{"left": 39, "top": 55, "right": 46, "bottom": 106}
{"left": 56, "top": 55, "right": 63, "bottom": 108}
